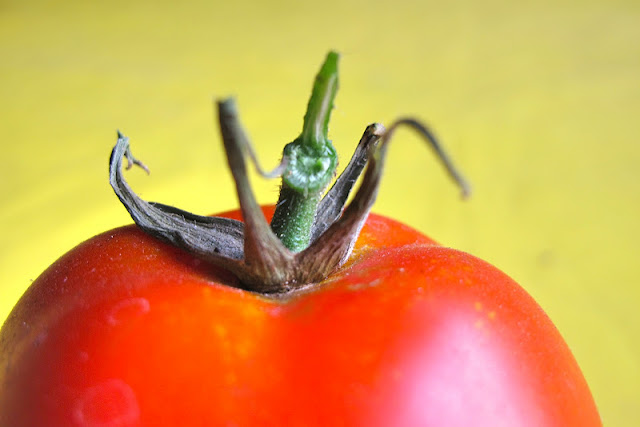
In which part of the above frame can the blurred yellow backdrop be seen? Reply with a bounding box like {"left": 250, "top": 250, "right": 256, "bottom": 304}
{"left": 1, "top": 0, "right": 638, "bottom": 424}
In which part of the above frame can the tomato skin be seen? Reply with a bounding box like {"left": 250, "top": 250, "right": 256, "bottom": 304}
{"left": 0, "top": 207, "right": 600, "bottom": 426}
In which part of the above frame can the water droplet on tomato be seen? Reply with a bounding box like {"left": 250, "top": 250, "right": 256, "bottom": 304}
{"left": 106, "top": 297, "right": 150, "bottom": 326}
{"left": 73, "top": 379, "right": 139, "bottom": 426}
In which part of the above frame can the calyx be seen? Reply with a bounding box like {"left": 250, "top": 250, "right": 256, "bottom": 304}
{"left": 109, "top": 53, "right": 469, "bottom": 294}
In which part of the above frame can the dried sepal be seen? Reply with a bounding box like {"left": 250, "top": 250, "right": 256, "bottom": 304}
{"left": 110, "top": 102, "right": 469, "bottom": 293}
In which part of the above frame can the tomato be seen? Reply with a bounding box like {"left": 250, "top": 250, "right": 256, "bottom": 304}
{"left": 1, "top": 51, "right": 600, "bottom": 426}
{"left": 0, "top": 206, "right": 600, "bottom": 426}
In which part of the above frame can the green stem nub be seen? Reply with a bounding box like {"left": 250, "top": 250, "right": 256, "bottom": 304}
{"left": 302, "top": 51, "right": 339, "bottom": 149}
{"left": 270, "top": 51, "right": 340, "bottom": 252}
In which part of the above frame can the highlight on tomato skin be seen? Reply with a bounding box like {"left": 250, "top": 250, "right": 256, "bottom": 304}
{"left": 0, "top": 208, "right": 601, "bottom": 426}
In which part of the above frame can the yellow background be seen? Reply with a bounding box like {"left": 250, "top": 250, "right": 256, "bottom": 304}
{"left": 1, "top": 0, "right": 638, "bottom": 424}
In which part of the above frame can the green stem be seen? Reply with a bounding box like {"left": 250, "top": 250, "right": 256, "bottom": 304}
{"left": 271, "top": 51, "right": 340, "bottom": 252}
{"left": 302, "top": 51, "right": 339, "bottom": 148}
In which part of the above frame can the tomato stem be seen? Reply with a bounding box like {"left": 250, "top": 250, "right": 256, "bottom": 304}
{"left": 270, "top": 52, "right": 340, "bottom": 252}
{"left": 109, "top": 52, "right": 470, "bottom": 292}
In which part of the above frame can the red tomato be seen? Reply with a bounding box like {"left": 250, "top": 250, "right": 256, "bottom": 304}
{"left": 0, "top": 207, "right": 600, "bottom": 426}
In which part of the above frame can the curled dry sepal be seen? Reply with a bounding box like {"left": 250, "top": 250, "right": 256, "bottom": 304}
{"left": 109, "top": 64, "right": 469, "bottom": 294}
